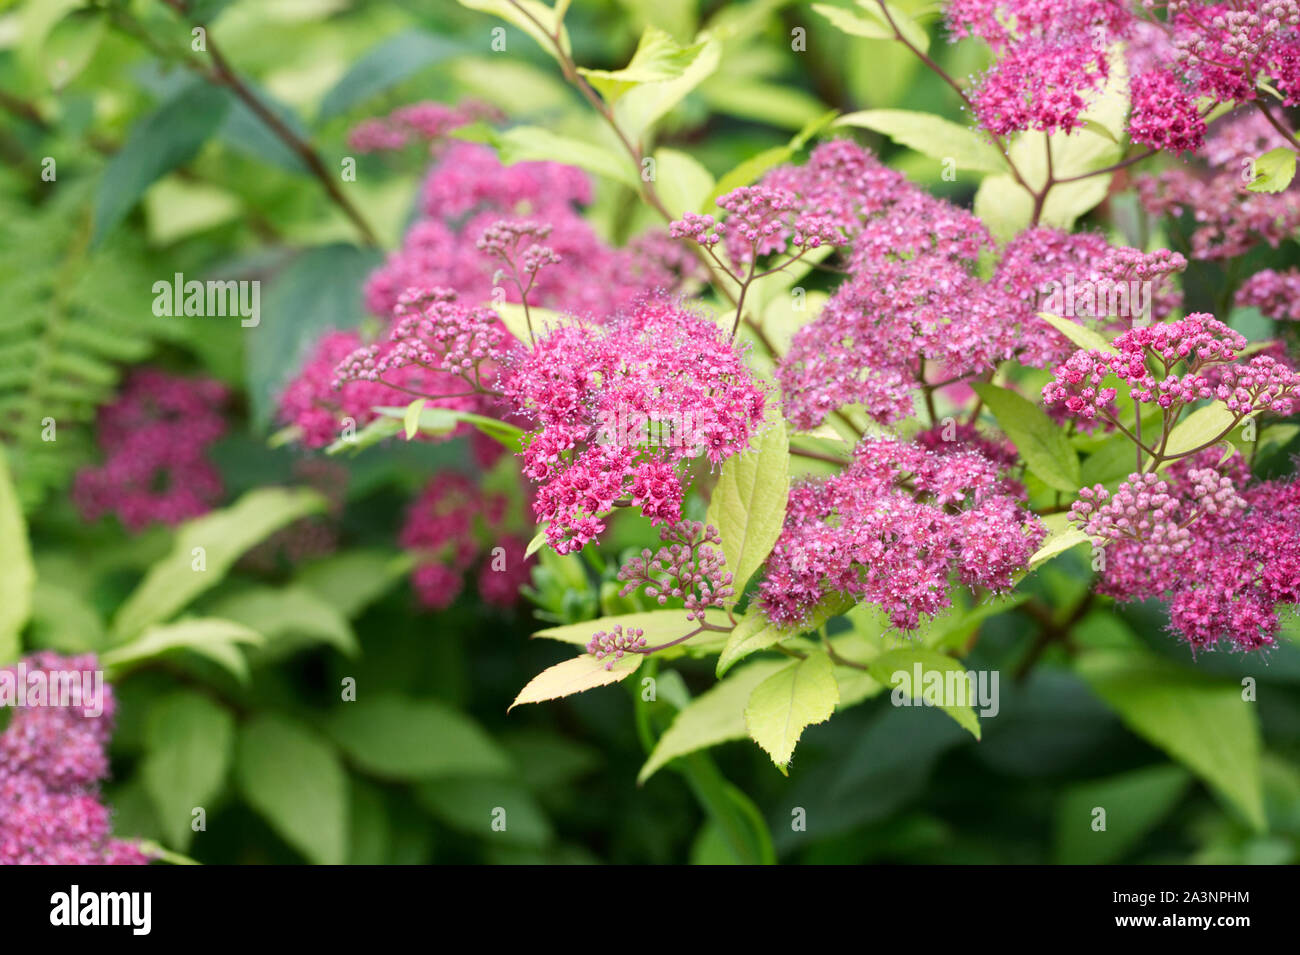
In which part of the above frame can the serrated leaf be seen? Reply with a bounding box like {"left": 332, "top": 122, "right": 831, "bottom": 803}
{"left": 578, "top": 27, "right": 707, "bottom": 103}
{"left": 974, "top": 382, "right": 1081, "bottom": 492}
{"left": 100, "top": 617, "right": 263, "bottom": 680}
{"left": 1030, "top": 513, "right": 1091, "bottom": 569}
{"left": 457, "top": 0, "right": 572, "bottom": 61}
{"left": 868, "top": 647, "right": 983, "bottom": 739}
{"left": 207, "top": 585, "right": 359, "bottom": 659}
{"left": 640, "top": 659, "right": 789, "bottom": 783}
{"left": 835, "top": 109, "right": 1003, "bottom": 173}
{"left": 1077, "top": 650, "right": 1265, "bottom": 830}
{"left": 329, "top": 693, "right": 512, "bottom": 779}
{"left": 236, "top": 715, "right": 348, "bottom": 865}
{"left": 744, "top": 651, "right": 839, "bottom": 771}
{"left": 111, "top": 488, "right": 328, "bottom": 641}
{"left": 510, "top": 653, "right": 641, "bottom": 709}
{"left": 614, "top": 38, "right": 721, "bottom": 143}
{"left": 705, "top": 423, "right": 789, "bottom": 596}
{"left": 717, "top": 592, "right": 852, "bottom": 676}
{"left": 488, "top": 125, "right": 639, "bottom": 189}
{"left": 141, "top": 692, "right": 235, "bottom": 851}
{"left": 1246, "top": 146, "right": 1297, "bottom": 193}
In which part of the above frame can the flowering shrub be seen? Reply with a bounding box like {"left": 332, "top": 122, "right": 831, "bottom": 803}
{"left": 6, "top": 0, "right": 1300, "bottom": 868}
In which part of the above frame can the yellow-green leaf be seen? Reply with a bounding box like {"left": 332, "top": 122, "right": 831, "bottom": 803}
{"left": 510, "top": 653, "right": 642, "bottom": 709}
{"left": 705, "top": 422, "right": 790, "bottom": 595}
{"left": 744, "top": 651, "right": 839, "bottom": 771}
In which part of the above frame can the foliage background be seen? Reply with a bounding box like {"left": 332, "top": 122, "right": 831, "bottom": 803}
{"left": 1, "top": 0, "right": 1299, "bottom": 865}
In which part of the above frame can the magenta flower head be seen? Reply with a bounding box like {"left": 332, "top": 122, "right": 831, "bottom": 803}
{"left": 73, "top": 369, "right": 228, "bottom": 532}
{"left": 502, "top": 296, "right": 766, "bottom": 554}
{"left": 1, "top": 653, "right": 149, "bottom": 865}
{"left": 758, "top": 437, "right": 1044, "bottom": 632}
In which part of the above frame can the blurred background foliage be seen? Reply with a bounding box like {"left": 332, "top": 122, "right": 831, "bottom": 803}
{"left": 1, "top": 0, "right": 1298, "bottom": 864}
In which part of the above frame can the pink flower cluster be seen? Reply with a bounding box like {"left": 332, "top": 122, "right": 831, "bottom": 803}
{"left": 501, "top": 297, "right": 766, "bottom": 554}
{"left": 1235, "top": 267, "right": 1300, "bottom": 320}
{"left": 1044, "top": 313, "right": 1299, "bottom": 422}
{"left": 1128, "top": 68, "right": 1207, "bottom": 154}
{"left": 364, "top": 140, "right": 685, "bottom": 320}
{"left": 1, "top": 653, "right": 148, "bottom": 865}
{"left": 74, "top": 369, "right": 227, "bottom": 532}
{"left": 1074, "top": 451, "right": 1300, "bottom": 651}
{"left": 772, "top": 142, "right": 1176, "bottom": 429}
{"left": 948, "top": 1, "right": 1300, "bottom": 150}
{"left": 587, "top": 625, "right": 648, "bottom": 670}
{"left": 1138, "top": 113, "right": 1300, "bottom": 260}
{"left": 670, "top": 185, "right": 843, "bottom": 267}
{"left": 616, "top": 521, "right": 735, "bottom": 623}
{"left": 280, "top": 288, "right": 510, "bottom": 450}
{"left": 347, "top": 99, "right": 500, "bottom": 152}
{"left": 946, "top": 0, "right": 1123, "bottom": 136}
{"left": 759, "top": 437, "right": 1044, "bottom": 631}
{"left": 399, "top": 471, "right": 531, "bottom": 609}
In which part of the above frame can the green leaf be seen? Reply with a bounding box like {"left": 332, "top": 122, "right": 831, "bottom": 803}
{"left": 0, "top": 447, "right": 33, "bottom": 664}
{"left": 640, "top": 659, "right": 789, "bottom": 783}
{"left": 510, "top": 652, "right": 642, "bottom": 708}
{"left": 744, "top": 651, "right": 839, "bottom": 771}
{"left": 325, "top": 415, "right": 403, "bottom": 455}
{"left": 100, "top": 617, "right": 263, "bottom": 681}
{"left": 1077, "top": 650, "right": 1265, "bottom": 830}
{"left": 1246, "top": 146, "right": 1297, "bottom": 193}
{"left": 653, "top": 148, "right": 715, "bottom": 220}
{"left": 329, "top": 693, "right": 512, "bottom": 780}
{"left": 415, "top": 778, "right": 552, "bottom": 847}
{"left": 235, "top": 715, "right": 349, "bottom": 865}
{"left": 578, "top": 26, "right": 708, "bottom": 103}
{"left": 207, "top": 585, "right": 359, "bottom": 659}
{"left": 294, "top": 549, "right": 413, "bottom": 619}
{"left": 1037, "top": 311, "right": 1119, "bottom": 355}
{"left": 704, "top": 110, "right": 838, "bottom": 208}
{"left": 705, "top": 423, "right": 790, "bottom": 596}
{"left": 531, "top": 609, "right": 730, "bottom": 646}
{"left": 141, "top": 692, "right": 236, "bottom": 851}
{"left": 613, "top": 38, "right": 721, "bottom": 142}
{"left": 973, "top": 382, "right": 1081, "bottom": 492}
{"left": 92, "top": 82, "right": 231, "bottom": 246}
{"left": 868, "top": 647, "right": 982, "bottom": 739}
{"left": 812, "top": 3, "right": 891, "bottom": 40}
{"left": 835, "top": 109, "right": 1004, "bottom": 173}
{"left": 403, "top": 398, "right": 426, "bottom": 440}
{"left": 814, "top": 1, "right": 929, "bottom": 52}
{"left": 482, "top": 125, "right": 639, "bottom": 189}
{"left": 1030, "top": 512, "right": 1091, "bottom": 569}
{"left": 457, "top": 0, "right": 572, "bottom": 62}
{"left": 716, "top": 591, "right": 852, "bottom": 677}
{"left": 1162, "top": 402, "right": 1242, "bottom": 459}
{"left": 1054, "top": 764, "right": 1192, "bottom": 864}
{"left": 111, "top": 487, "right": 328, "bottom": 641}
{"left": 317, "top": 30, "right": 464, "bottom": 121}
